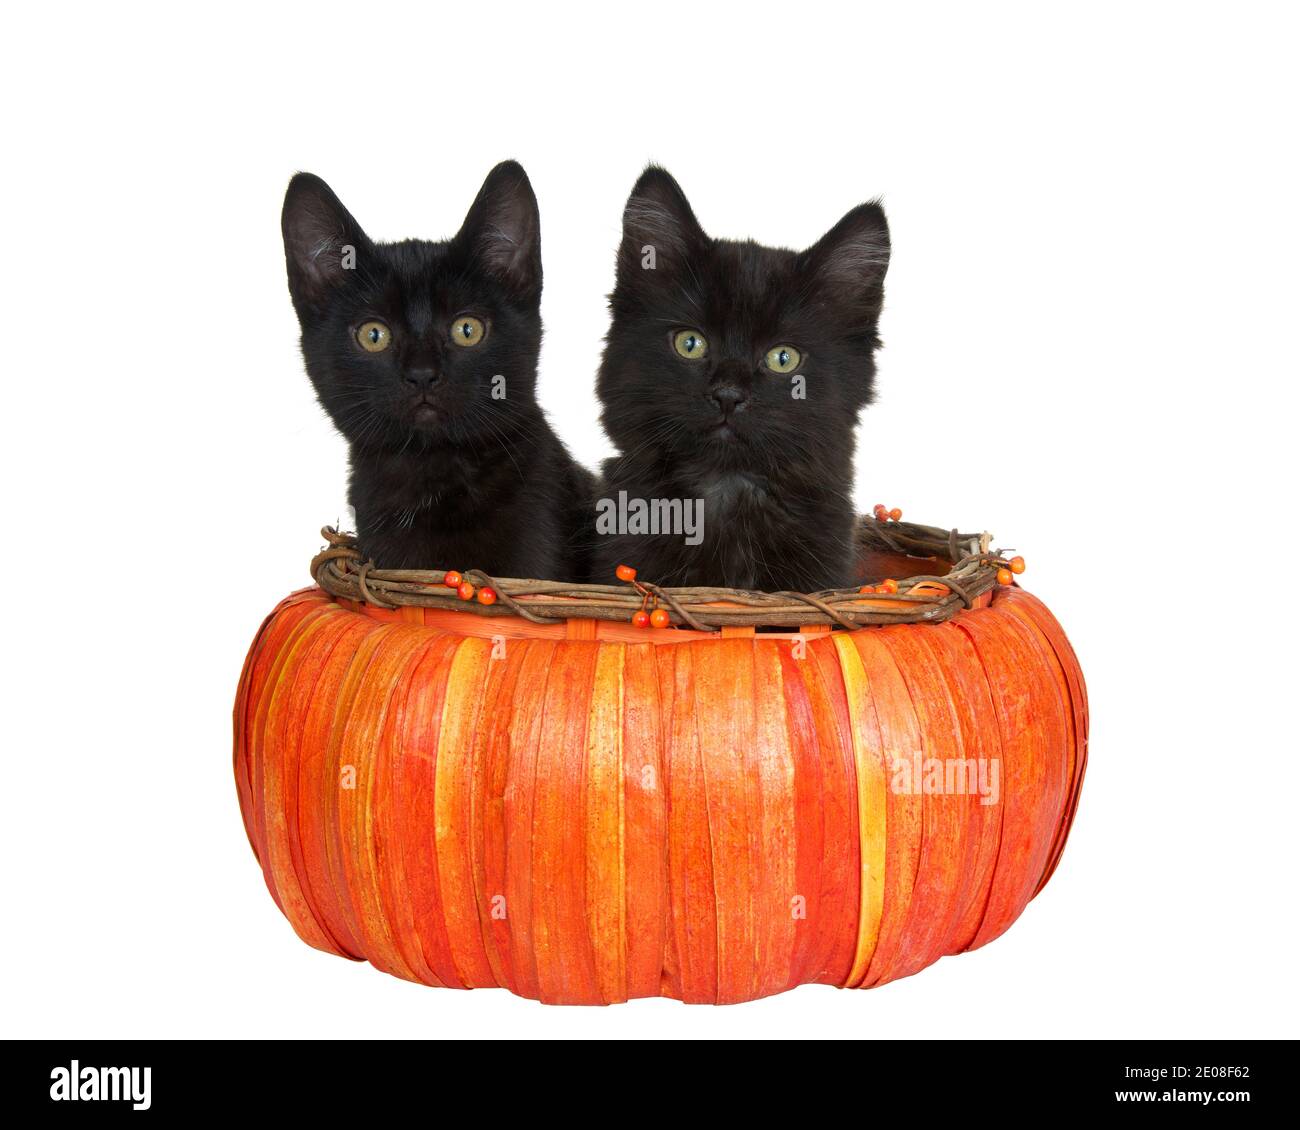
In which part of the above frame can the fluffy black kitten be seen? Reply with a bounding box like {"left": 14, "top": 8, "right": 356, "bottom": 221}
{"left": 282, "top": 162, "right": 593, "bottom": 578}
{"left": 591, "top": 167, "right": 891, "bottom": 591}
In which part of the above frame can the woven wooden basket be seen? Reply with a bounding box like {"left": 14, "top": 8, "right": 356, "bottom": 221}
{"left": 310, "top": 514, "right": 1010, "bottom": 632}
{"left": 236, "top": 512, "right": 1083, "bottom": 1004}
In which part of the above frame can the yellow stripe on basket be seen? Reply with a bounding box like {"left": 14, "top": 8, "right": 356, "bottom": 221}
{"left": 433, "top": 636, "right": 494, "bottom": 987}
{"left": 833, "top": 634, "right": 887, "bottom": 987}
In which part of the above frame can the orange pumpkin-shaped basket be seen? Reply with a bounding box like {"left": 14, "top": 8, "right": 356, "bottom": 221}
{"left": 233, "top": 518, "right": 1086, "bottom": 1004}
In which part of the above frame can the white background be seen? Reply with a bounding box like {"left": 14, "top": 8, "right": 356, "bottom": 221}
{"left": 3, "top": 1, "right": 1296, "bottom": 1039}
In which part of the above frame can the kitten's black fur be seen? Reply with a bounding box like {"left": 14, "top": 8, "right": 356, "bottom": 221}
{"left": 282, "top": 162, "right": 593, "bottom": 578}
{"left": 591, "top": 167, "right": 891, "bottom": 591}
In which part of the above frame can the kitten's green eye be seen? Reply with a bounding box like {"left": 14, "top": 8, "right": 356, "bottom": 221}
{"left": 673, "top": 329, "right": 708, "bottom": 360}
{"left": 450, "top": 316, "right": 486, "bottom": 347}
{"left": 764, "top": 344, "right": 801, "bottom": 374}
{"left": 356, "top": 321, "right": 391, "bottom": 353}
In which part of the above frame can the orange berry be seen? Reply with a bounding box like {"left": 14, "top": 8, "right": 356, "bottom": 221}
{"left": 616, "top": 563, "right": 637, "bottom": 582}
{"left": 476, "top": 586, "right": 497, "bottom": 606}
{"left": 881, "top": 578, "right": 899, "bottom": 594}
{"left": 443, "top": 570, "right": 462, "bottom": 587}
{"left": 858, "top": 584, "right": 877, "bottom": 594}
{"left": 649, "top": 608, "right": 671, "bottom": 629}
{"left": 874, "top": 509, "right": 888, "bottom": 522}
{"left": 631, "top": 610, "right": 651, "bottom": 628}
{"left": 1009, "top": 556, "right": 1026, "bottom": 575}
{"left": 889, "top": 507, "right": 903, "bottom": 521}
{"left": 456, "top": 581, "right": 476, "bottom": 601}
{"left": 997, "top": 568, "right": 1013, "bottom": 585}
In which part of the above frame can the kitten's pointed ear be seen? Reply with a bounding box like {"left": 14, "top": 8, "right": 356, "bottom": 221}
{"left": 282, "top": 173, "right": 370, "bottom": 316}
{"left": 618, "top": 165, "right": 708, "bottom": 281}
{"left": 455, "top": 160, "right": 541, "bottom": 302}
{"left": 799, "top": 201, "right": 891, "bottom": 323}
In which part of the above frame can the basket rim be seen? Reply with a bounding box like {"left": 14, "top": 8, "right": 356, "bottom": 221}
{"left": 309, "top": 516, "right": 1016, "bottom": 632}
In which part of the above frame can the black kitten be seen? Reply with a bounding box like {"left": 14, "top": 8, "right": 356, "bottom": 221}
{"left": 282, "top": 162, "right": 593, "bottom": 578}
{"left": 591, "top": 167, "right": 891, "bottom": 591}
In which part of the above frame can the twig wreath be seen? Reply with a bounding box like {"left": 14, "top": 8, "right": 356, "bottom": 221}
{"left": 310, "top": 512, "right": 1026, "bottom": 632}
